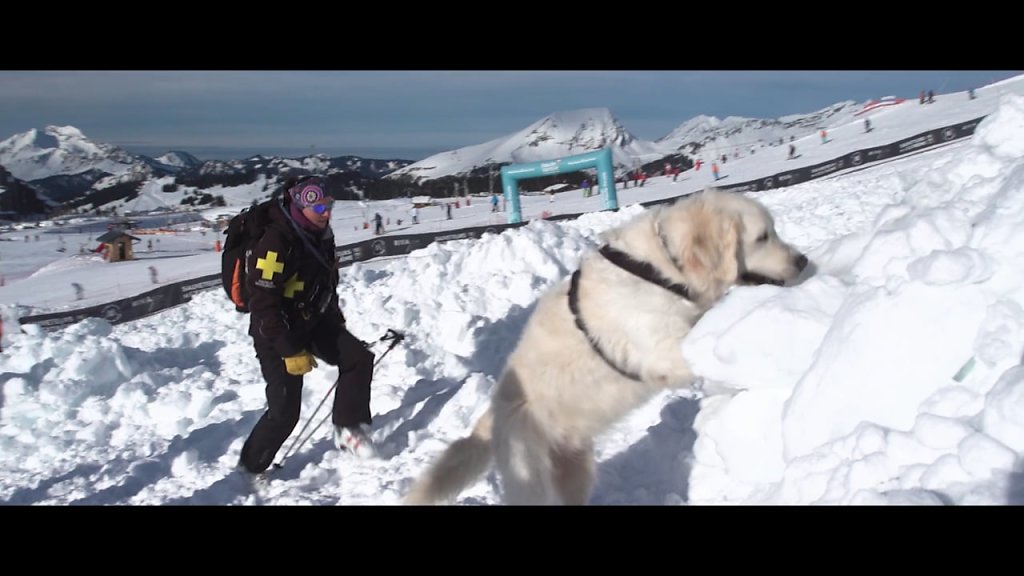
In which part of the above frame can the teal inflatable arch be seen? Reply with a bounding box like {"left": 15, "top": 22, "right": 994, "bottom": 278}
{"left": 499, "top": 148, "right": 617, "bottom": 224}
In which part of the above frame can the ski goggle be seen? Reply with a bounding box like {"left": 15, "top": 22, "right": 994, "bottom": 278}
{"left": 309, "top": 199, "right": 334, "bottom": 215}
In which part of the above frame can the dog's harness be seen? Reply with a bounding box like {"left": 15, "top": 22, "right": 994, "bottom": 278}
{"left": 598, "top": 245, "right": 692, "bottom": 301}
{"left": 568, "top": 268, "right": 643, "bottom": 382}
{"left": 567, "top": 245, "right": 695, "bottom": 382}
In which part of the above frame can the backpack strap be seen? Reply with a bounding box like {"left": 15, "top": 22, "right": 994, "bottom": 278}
{"left": 278, "top": 196, "right": 333, "bottom": 272}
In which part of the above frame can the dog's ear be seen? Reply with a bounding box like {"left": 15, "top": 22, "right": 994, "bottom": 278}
{"left": 681, "top": 202, "right": 741, "bottom": 294}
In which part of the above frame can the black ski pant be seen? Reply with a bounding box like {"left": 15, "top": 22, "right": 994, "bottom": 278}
{"left": 239, "top": 324, "right": 375, "bottom": 473}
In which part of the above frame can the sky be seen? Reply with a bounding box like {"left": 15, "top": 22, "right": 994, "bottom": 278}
{"left": 2, "top": 80, "right": 1024, "bottom": 505}
{"left": 0, "top": 70, "right": 1020, "bottom": 162}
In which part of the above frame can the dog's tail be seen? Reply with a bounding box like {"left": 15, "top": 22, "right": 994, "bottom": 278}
{"left": 404, "top": 409, "right": 494, "bottom": 505}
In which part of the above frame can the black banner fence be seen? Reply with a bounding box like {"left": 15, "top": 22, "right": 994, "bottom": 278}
{"left": 19, "top": 116, "right": 986, "bottom": 331}
{"left": 19, "top": 276, "right": 222, "bottom": 331}
{"left": 714, "top": 117, "right": 984, "bottom": 194}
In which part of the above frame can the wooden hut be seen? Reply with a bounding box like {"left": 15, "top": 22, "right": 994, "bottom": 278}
{"left": 95, "top": 229, "right": 141, "bottom": 262}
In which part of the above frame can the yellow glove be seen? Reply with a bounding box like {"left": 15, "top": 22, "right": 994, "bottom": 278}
{"left": 283, "top": 350, "right": 317, "bottom": 375}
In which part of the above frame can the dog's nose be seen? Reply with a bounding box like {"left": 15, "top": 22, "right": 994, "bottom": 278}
{"left": 795, "top": 253, "right": 809, "bottom": 272}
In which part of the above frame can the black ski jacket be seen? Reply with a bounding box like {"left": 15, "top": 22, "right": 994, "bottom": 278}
{"left": 246, "top": 198, "right": 344, "bottom": 358}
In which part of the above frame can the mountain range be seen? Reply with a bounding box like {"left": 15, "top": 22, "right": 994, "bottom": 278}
{"left": 386, "top": 102, "right": 863, "bottom": 183}
{"left": 0, "top": 101, "right": 867, "bottom": 218}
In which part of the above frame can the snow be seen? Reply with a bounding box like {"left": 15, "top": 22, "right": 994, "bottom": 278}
{"left": 1, "top": 82, "right": 1023, "bottom": 505}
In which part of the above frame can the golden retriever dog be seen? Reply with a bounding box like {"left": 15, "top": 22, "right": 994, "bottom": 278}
{"left": 405, "top": 189, "right": 808, "bottom": 505}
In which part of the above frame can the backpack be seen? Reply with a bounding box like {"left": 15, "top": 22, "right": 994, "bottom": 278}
{"left": 221, "top": 200, "right": 274, "bottom": 313}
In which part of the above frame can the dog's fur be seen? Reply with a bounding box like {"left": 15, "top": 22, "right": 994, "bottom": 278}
{"left": 404, "top": 190, "right": 808, "bottom": 505}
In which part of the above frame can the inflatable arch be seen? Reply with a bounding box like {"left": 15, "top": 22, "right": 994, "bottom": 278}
{"left": 499, "top": 148, "right": 617, "bottom": 224}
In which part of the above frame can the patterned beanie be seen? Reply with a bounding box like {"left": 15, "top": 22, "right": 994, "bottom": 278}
{"left": 290, "top": 177, "right": 328, "bottom": 208}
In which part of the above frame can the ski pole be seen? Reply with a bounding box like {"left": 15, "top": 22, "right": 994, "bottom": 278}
{"left": 272, "top": 329, "right": 405, "bottom": 471}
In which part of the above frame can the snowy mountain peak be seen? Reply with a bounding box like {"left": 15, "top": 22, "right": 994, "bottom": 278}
{"left": 525, "top": 108, "right": 635, "bottom": 150}
{"left": 656, "top": 101, "right": 863, "bottom": 158}
{"left": 155, "top": 150, "right": 203, "bottom": 169}
{"left": 0, "top": 125, "right": 147, "bottom": 182}
{"left": 388, "top": 108, "right": 670, "bottom": 182}
{"left": 46, "top": 125, "right": 87, "bottom": 140}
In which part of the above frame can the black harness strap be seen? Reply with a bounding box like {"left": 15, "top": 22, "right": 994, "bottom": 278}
{"left": 567, "top": 244, "right": 696, "bottom": 382}
{"left": 598, "top": 245, "right": 692, "bottom": 300}
{"left": 568, "top": 269, "right": 644, "bottom": 382}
